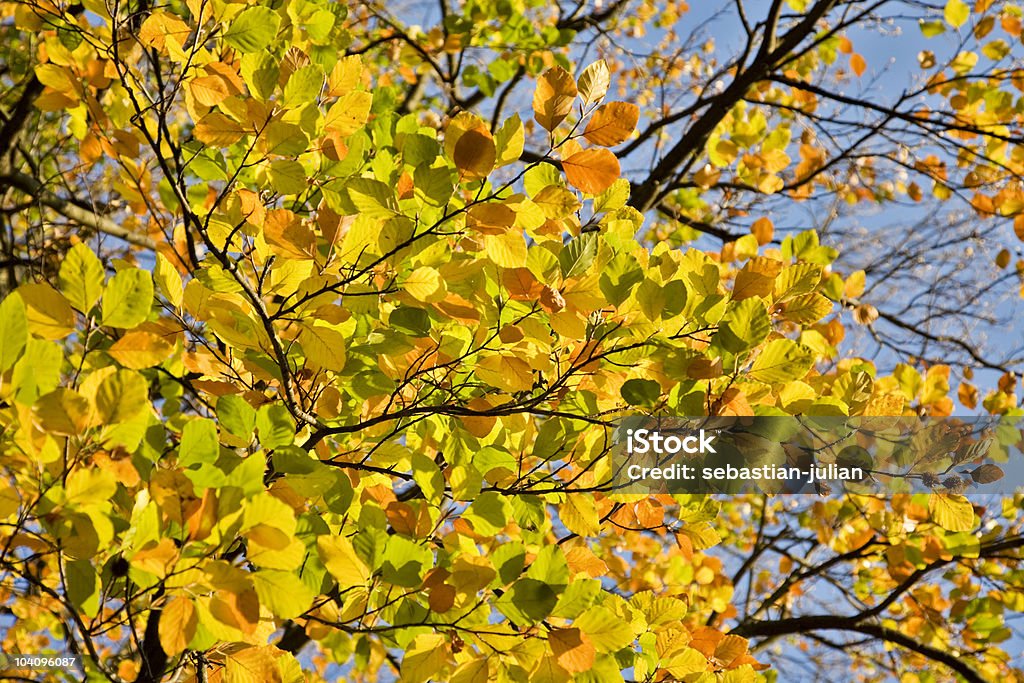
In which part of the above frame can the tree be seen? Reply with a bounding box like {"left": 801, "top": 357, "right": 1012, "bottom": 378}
{"left": 0, "top": 0, "right": 1022, "bottom": 681}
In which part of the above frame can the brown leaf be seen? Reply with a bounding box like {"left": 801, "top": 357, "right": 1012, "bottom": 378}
{"left": 583, "top": 102, "right": 639, "bottom": 147}
{"left": 453, "top": 129, "right": 496, "bottom": 180}
{"left": 533, "top": 66, "right": 577, "bottom": 132}
{"left": 562, "top": 148, "right": 620, "bottom": 194}
{"left": 970, "top": 463, "right": 1004, "bottom": 484}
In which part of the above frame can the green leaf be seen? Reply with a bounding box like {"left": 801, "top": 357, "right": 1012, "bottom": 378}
{"left": 496, "top": 578, "right": 557, "bottom": 625}
{"left": 283, "top": 64, "right": 323, "bottom": 108}
{"left": 380, "top": 535, "right": 433, "bottom": 587}
{"left": 102, "top": 269, "right": 153, "bottom": 329}
{"left": 559, "top": 233, "right": 598, "bottom": 278}
{"left": 153, "top": 253, "right": 183, "bottom": 308}
{"left": 0, "top": 293, "right": 28, "bottom": 372}
{"left": 256, "top": 404, "right": 295, "bottom": 449}
{"left": 464, "top": 491, "right": 512, "bottom": 536}
{"left": 224, "top": 7, "right": 281, "bottom": 54}
{"left": 217, "top": 395, "right": 256, "bottom": 440}
{"left": 240, "top": 51, "right": 279, "bottom": 101}
{"left": 713, "top": 298, "right": 771, "bottom": 354}
{"left": 95, "top": 369, "right": 148, "bottom": 424}
{"left": 411, "top": 452, "right": 444, "bottom": 503}
{"left": 620, "top": 378, "right": 661, "bottom": 407}
{"left": 551, "top": 578, "right": 601, "bottom": 619}
{"left": 575, "top": 605, "right": 635, "bottom": 652}
{"left": 179, "top": 418, "right": 219, "bottom": 467}
{"left": 251, "top": 569, "right": 315, "bottom": 619}
{"left": 748, "top": 339, "right": 815, "bottom": 383}
{"left": 267, "top": 159, "right": 308, "bottom": 195}
{"left": 58, "top": 243, "right": 105, "bottom": 313}
{"left": 65, "top": 559, "right": 100, "bottom": 618}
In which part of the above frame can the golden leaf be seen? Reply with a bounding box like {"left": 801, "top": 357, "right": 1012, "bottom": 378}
{"left": 533, "top": 66, "right": 577, "bottom": 132}
{"left": 583, "top": 102, "right": 639, "bottom": 147}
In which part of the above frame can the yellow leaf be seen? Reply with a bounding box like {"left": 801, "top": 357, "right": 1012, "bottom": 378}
{"left": 404, "top": 267, "right": 446, "bottom": 302}
{"left": 18, "top": 283, "right": 75, "bottom": 339}
{"left": 562, "top": 148, "right": 620, "bottom": 195}
{"left": 844, "top": 269, "right": 866, "bottom": 298}
{"left": 732, "top": 257, "right": 783, "bottom": 301}
{"left": 130, "top": 538, "right": 178, "bottom": 578}
{"left": 561, "top": 495, "right": 600, "bottom": 536}
{"left": 324, "top": 91, "right": 372, "bottom": 136}
{"left": 400, "top": 633, "right": 449, "bottom": 683}
{"left": 225, "top": 646, "right": 284, "bottom": 683}
{"left": 318, "top": 535, "right": 370, "bottom": 586}
{"left": 468, "top": 203, "right": 517, "bottom": 234}
{"left": 663, "top": 647, "right": 709, "bottom": 677}
{"left": 298, "top": 323, "right": 346, "bottom": 372}
{"left": 138, "top": 11, "right": 192, "bottom": 51}
{"left": 484, "top": 231, "right": 528, "bottom": 268}
{"left": 158, "top": 596, "right": 197, "bottom": 656}
{"left": 34, "top": 64, "right": 76, "bottom": 94}
{"left": 476, "top": 354, "right": 533, "bottom": 392}
{"left": 929, "top": 493, "right": 976, "bottom": 531}
{"left": 194, "top": 112, "right": 245, "bottom": 146}
{"left": 583, "top": 102, "right": 639, "bottom": 147}
{"left": 109, "top": 330, "right": 175, "bottom": 369}
{"left": 533, "top": 66, "right": 577, "bottom": 132}
{"left": 944, "top": 0, "right": 970, "bottom": 28}
{"left": 188, "top": 75, "right": 229, "bottom": 107}
{"left": 327, "top": 55, "right": 363, "bottom": 97}
{"left": 576, "top": 60, "right": 610, "bottom": 107}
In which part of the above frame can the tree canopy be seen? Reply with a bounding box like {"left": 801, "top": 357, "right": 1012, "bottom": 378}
{"left": 1, "top": 0, "right": 1024, "bottom": 681}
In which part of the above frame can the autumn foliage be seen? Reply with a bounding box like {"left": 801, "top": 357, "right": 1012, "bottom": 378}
{"left": 0, "top": 0, "right": 1023, "bottom": 682}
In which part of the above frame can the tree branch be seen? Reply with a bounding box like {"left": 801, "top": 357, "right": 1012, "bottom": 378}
{"left": 0, "top": 171, "right": 156, "bottom": 249}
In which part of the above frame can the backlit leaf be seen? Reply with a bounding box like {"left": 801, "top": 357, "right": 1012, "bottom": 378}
{"left": 563, "top": 148, "right": 620, "bottom": 194}
{"left": 533, "top": 66, "right": 577, "bottom": 132}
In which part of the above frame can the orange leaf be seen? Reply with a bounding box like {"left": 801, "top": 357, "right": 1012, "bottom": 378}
{"left": 562, "top": 148, "right": 620, "bottom": 194}
{"left": 751, "top": 217, "right": 774, "bottom": 245}
{"left": 583, "top": 102, "right": 639, "bottom": 147}
{"left": 209, "top": 588, "right": 260, "bottom": 635}
{"left": 533, "top": 66, "right": 577, "bottom": 132}
{"left": 851, "top": 53, "right": 866, "bottom": 77}
{"left": 454, "top": 129, "right": 496, "bottom": 180}
{"left": 501, "top": 268, "right": 544, "bottom": 300}
{"left": 549, "top": 628, "right": 596, "bottom": 674}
